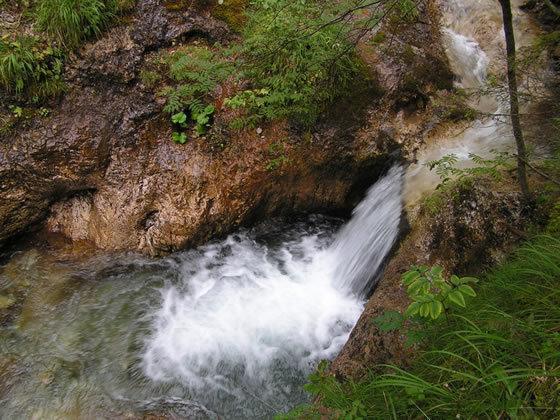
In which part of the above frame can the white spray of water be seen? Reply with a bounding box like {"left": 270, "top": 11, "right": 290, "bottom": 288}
{"left": 142, "top": 166, "right": 403, "bottom": 415}
{"left": 331, "top": 165, "right": 404, "bottom": 296}
{"left": 443, "top": 28, "right": 489, "bottom": 89}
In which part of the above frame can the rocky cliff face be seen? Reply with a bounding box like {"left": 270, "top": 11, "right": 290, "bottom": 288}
{"left": 0, "top": 0, "right": 452, "bottom": 255}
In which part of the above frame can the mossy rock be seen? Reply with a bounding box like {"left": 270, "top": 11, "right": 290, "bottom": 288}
{"left": 211, "top": 0, "right": 249, "bottom": 31}
{"left": 0, "top": 295, "right": 15, "bottom": 309}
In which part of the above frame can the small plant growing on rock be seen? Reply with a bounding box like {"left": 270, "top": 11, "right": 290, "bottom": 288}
{"left": 192, "top": 104, "right": 215, "bottom": 135}
{"left": 372, "top": 266, "right": 478, "bottom": 347}
{"left": 0, "top": 36, "right": 65, "bottom": 100}
{"left": 172, "top": 131, "right": 187, "bottom": 144}
{"left": 427, "top": 152, "right": 511, "bottom": 188}
{"left": 171, "top": 111, "right": 187, "bottom": 126}
{"left": 402, "top": 265, "right": 477, "bottom": 320}
{"left": 170, "top": 112, "right": 187, "bottom": 144}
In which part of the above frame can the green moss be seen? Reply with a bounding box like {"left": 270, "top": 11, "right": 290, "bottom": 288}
{"left": 211, "top": 0, "right": 249, "bottom": 31}
{"left": 139, "top": 69, "right": 161, "bottom": 88}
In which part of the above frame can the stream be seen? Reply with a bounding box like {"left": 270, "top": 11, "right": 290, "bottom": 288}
{"left": 0, "top": 167, "right": 402, "bottom": 418}
{"left": 0, "top": 0, "right": 544, "bottom": 418}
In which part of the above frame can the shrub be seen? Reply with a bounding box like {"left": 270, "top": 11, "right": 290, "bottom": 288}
{"left": 0, "top": 36, "right": 65, "bottom": 100}
{"left": 35, "top": 0, "right": 123, "bottom": 47}
{"left": 232, "top": 0, "right": 363, "bottom": 127}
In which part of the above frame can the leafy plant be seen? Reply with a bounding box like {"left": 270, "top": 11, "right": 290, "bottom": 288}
{"left": 10, "top": 106, "right": 23, "bottom": 118}
{"left": 402, "top": 266, "right": 477, "bottom": 320}
{"left": 162, "top": 46, "right": 234, "bottom": 115}
{"left": 0, "top": 36, "right": 65, "bottom": 100}
{"left": 427, "top": 152, "right": 512, "bottom": 188}
{"left": 172, "top": 131, "right": 187, "bottom": 144}
{"left": 266, "top": 142, "right": 288, "bottom": 171}
{"left": 171, "top": 111, "right": 187, "bottom": 126}
{"left": 372, "top": 310, "right": 405, "bottom": 332}
{"left": 139, "top": 69, "right": 161, "bottom": 88}
{"left": 192, "top": 104, "right": 215, "bottom": 135}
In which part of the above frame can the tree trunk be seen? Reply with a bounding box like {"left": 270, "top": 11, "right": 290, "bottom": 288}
{"left": 498, "top": 0, "right": 531, "bottom": 200}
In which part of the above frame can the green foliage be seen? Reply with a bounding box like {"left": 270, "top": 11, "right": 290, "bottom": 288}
{"left": 35, "top": 0, "right": 125, "bottom": 47}
{"left": 162, "top": 46, "right": 234, "bottom": 115}
{"left": 427, "top": 152, "right": 511, "bottom": 188}
{"left": 236, "top": 0, "right": 364, "bottom": 126}
{"left": 547, "top": 200, "right": 560, "bottom": 233}
{"left": 286, "top": 235, "right": 560, "bottom": 419}
{"left": 0, "top": 36, "right": 64, "bottom": 100}
{"left": 171, "top": 111, "right": 187, "bottom": 126}
{"left": 372, "top": 310, "right": 404, "bottom": 332}
{"left": 139, "top": 69, "right": 161, "bottom": 88}
{"left": 403, "top": 266, "right": 477, "bottom": 320}
{"left": 192, "top": 104, "right": 215, "bottom": 135}
{"left": 162, "top": 46, "right": 231, "bottom": 141}
{"left": 172, "top": 131, "right": 187, "bottom": 144}
{"left": 266, "top": 142, "right": 288, "bottom": 171}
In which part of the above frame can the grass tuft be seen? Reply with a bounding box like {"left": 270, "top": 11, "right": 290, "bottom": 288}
{"left": 35, "top": 0, "right": 127, "bottom": 48}
{"left": 0, "top": 36, "right": 65, "bottom": 100}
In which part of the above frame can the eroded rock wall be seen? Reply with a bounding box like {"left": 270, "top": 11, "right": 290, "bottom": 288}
{"left": 0, "top": 0, "right": 452, "bottom": 255}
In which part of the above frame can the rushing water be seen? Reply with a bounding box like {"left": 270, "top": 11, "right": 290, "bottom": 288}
{"left": 404, "top": 0, "right": 541, "bottom": 205}
{"left": 0, "top": 167, "right": 403, "bottom": 418}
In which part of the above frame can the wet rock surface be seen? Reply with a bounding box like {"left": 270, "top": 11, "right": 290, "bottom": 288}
{"left": 0, "top": 0, "right": 452, "bottom": 255}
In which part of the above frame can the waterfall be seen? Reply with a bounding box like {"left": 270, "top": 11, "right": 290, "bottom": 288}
{"left": 330, "top": 165, "right": 404, "bottom": 296}
{"left": 140, "top": 168, "right": 404, "bottom": 416}
{"left": 443, "top": 28, "right": 489, "bottom": 89}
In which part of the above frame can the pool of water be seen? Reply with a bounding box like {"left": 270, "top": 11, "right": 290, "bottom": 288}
{"left": 0, "top": 215, "right": 365, "bottom": 419}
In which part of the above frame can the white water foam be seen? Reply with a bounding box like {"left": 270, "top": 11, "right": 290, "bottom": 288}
{"left": 141, "top": 166, "right": 403, "bottom": 415}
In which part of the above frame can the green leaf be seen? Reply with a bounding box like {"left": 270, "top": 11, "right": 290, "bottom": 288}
{"left": 407, "top": 278, "right": 427, "bottom": 296}
{"left": 458, "top": 284, "right": 476, "bottom": 297}
{"left": 450, "top": 275, "right": 461, "bottom": 286}
{"left": 430, "top": 265, "right": 443, "bottom": 278}
{"left": 402, "top": 270, "right": 420, "bottom": 286}
{"left": 419, "top": 302, "right": 431, "bottom": 317}
{"left": 447, "top": 290, "right": 466, "bottom": 307}
{"left": 429, "top": 300, "right": 444, "bottom": 319}
{"left": 459, "top": 276, "right": 479, "bottom": 284}
{"left": 404, "top": 329, "right": 425, "bottom": 348}
{"left": 172, "top": 131, "right": 187, "bottom": 144}
{"left": 171, "top": 112, "right": 187, "bottom": 125}
{"left": 196, "top": 114, "right": 210, "bottom": 126}
{"left": 404, "top": 301, "right": 421, "bottom": 318}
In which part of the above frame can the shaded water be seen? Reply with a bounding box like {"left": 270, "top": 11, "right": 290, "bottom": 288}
{"left": 0, "top": 167, "right": 403, "bottom": 418}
